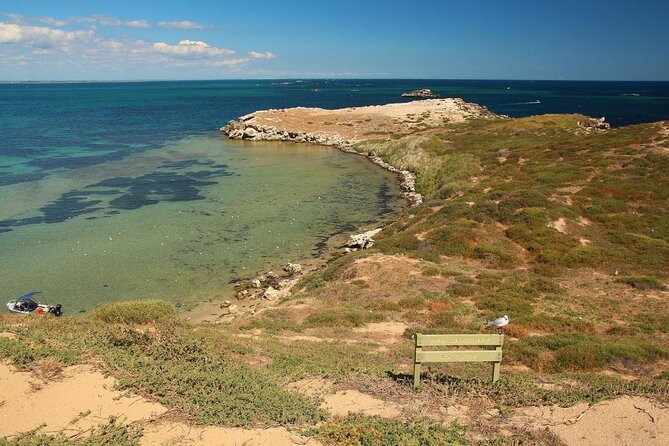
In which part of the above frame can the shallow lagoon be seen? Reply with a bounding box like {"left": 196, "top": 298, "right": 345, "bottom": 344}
{"left": 1, "top": 135, "right": 403, "bottom": 313}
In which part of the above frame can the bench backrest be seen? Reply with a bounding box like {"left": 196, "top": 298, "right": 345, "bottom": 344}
{"left": 413, "top": 333, "right": 504, "bottom": 388}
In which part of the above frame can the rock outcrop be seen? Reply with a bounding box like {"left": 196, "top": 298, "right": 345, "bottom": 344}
{"left": 345, "top": 228, "right": 383, "bottom": 251}
{"left": 577, "top": 117, "right": 611, "bottom": 133}
{"left": 401, "top": 88, "right": 438, "bottom": 98}
{"left": 283, "top": 262, "right": 302, "bottom": 274}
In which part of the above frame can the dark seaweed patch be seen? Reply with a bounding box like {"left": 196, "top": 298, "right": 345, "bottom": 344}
{"left": 0, "top": 192, "right": 103, "bottom": 229}
{"left": 0, "top": 161, "right": 235, "bottom": 232}
{"left": 0, "top": 172, "right": 49, "bottom": 187}
{"left": 376, "top": 179, "right": 394, "bottom": 215}
{"left": 27, "top": 150, "right": 134, "bottom": 170}
{"left": 160, "top": 159, "right": 218, "bottom": 169}
{"left": 92, "top": 162, "right": 233, "bottom": 210}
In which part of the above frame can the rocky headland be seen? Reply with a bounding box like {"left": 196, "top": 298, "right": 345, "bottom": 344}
{"left": 221, "top": 98, "right": 497, "bottom": 207}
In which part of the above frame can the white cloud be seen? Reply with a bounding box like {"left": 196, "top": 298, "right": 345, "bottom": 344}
{"left": 91, "top": 15, "right": 150, "bottom": 28}
{"left": 0, "top": 22, "right": 95, "bottom": 50}
{"left": 37, "top": 17, "right": 70, "bottom": 27}
{"left": 2, "top": 13, "right": 23, "bottom": 24}
{"left": 6, "top": 14, "right": 150, "bottom": 28}
{"left": 157, "top": 21, "right": 207, "bottom": 29}
{"left": 249, "top": 51, "right": 276, "bottom": 59}
{"left": 153, "top": 39, "right": 234, "bottom": 59}
{"left": 0, "top": 20, "right": 276, "bottom": 74}
{"left": 7, "top": 13, "right": 205, "bottom": 29}
{"left": 207, "top": 57, "right": 250, "bottom": 67}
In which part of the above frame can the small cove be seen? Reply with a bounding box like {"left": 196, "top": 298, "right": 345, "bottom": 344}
{"left": 0, "top": 134, "right": 404, "bottom": 313}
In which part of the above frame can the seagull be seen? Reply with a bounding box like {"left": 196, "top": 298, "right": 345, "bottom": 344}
{"left": 486, "top": 315, "right": 510, "bottom": 333}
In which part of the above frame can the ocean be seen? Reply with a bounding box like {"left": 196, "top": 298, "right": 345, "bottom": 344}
{"left": 2, "top": 79, "right": 668, "bottom": 313}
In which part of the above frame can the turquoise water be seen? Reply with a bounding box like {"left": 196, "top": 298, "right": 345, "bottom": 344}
{"left": 1, "top": 135, "right": 403, "bottom": 313}
{"left": 2, "top": 80, "right": 669, "bottom": 313}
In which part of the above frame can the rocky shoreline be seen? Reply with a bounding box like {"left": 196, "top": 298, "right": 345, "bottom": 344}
{"left": 221, "top": 113, "right": 423, "bottom": 206}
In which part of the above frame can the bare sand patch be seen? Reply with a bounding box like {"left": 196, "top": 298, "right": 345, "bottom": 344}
{"left": 352, "top": 321, "right": 409, "bottom": 344}
{"left": 323, "top": 390, "right": 401, "bottom": 418}
{"left": 0, "top": 363, "right": 165, "bottom": 437}
{"left": 549, "top": 217, "right": 568, "bottom": 234}
{"left": 0, "top": 362, "right": 320, "bottom": 446}
{"left": 512, "top": 396, "right": 669, "bottom": 446}
{"left": 286, "top": 377, "right": 335, "bottom": 396}
{"left": 0, "top": 332, "right": 17, "bottom": 340}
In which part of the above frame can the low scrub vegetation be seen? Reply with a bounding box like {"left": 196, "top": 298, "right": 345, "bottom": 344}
{"left": 311, "top": 414, "right": 468, "bottom": 446}
{"left": 87, "top": 300, "right": 178, "bottom": 325}
{"left": 0, "top": 417, "right": 142, "bottom": 446}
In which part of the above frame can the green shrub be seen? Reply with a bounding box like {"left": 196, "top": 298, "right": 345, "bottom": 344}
{"left": 477, "top": 282, "right": 538, "bottom": 321}
{"left": 312, "top": 414, "right": 468, "bottom": 446}
{"left": 562, "top": 245, "right": 602, "bottom": 268}
{"left": 0, "top": 417, "right": 143, "bottom": 446}
{"left": 507, "top": 334, "right": 667, "bottom": 371}
{"left": 87, "top": 300, "right": 177, "bottom": 325}
{"left": 0, "top": 338, "right": 79, "bottom": 370}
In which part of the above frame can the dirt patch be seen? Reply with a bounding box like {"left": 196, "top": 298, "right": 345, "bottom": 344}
{"left": 0, "top": 362, "right": 320, "bottom": 446}
{"left": 342, "top": 254, "right": 452, "bottom": 300}
{"left": 549, "top": 217, "right": 568, "bottom": 234}
{"left": 0, "top": 363, "right": 165, "bottom": 437}
{"left": 512, "top": 397, "right": 669, "bottom": 446}
{"left": 352, "top": 321, "right": 409, "bottom": 345}
{"left": 0, "top": 332, "right": 17, "bottom": 340}
{"left": 286, "top": 377, "right": 335, "bottom": 397}
{"left": 323, "top": 390, "right": 401, "bottom": 418}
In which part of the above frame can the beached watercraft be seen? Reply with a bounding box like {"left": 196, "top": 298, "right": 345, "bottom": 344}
{"left": 6, "top": 291, "right": 62, "bottom": 316}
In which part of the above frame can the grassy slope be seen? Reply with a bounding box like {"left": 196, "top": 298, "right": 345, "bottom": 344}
{"left": 2, "top": 114, "right": 669, "bottom": 445}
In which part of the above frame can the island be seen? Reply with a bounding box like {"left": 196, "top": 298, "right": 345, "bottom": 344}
{"left": 401, "top": 88, "right": 439, "bottom": 98}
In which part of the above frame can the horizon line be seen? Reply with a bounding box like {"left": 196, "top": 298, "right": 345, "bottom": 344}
{"left": 2, "top": 78, "right": 669, "bottom": 84}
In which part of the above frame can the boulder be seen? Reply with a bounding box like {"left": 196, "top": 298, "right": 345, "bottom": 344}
{"left": 263, "top": 286, "right": 279, "bottom": 300}
{"left": 284, "top": 262, "right": 302, "bottom": 274}
{"left": 250, "top": 279, "right": 262, "bottom": 288}
{"left": 277, "top": 279, "right": 291, "bottom": 289}
{"left": 496, "top": 148, "right": 510, "bottom": 159}
{"left": 346, "top": 228, "right": 383, "bottom": 250}
{"left": 242, "top": 127, "right": 258, "bottom": 139}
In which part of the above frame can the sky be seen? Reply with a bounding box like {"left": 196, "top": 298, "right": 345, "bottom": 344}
{"left": 0, "top": 0, "right": 668, "bottom": 81}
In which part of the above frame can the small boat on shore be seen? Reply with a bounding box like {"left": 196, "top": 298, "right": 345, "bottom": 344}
{"left": 6, "top": 291, "right": 62, "bottom": 316}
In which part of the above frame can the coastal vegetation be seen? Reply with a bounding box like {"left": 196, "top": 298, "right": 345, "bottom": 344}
{"left": 2, "top": 104, "right": 669, "bottom": 444}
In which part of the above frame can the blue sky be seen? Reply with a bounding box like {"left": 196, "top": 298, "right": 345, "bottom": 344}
{"left": 1, "top": 0, "right": 668, "bottom": 80}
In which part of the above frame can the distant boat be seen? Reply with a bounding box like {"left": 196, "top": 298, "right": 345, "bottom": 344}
{"left": 503, "top": 100, "right": 541, "bottom": 106}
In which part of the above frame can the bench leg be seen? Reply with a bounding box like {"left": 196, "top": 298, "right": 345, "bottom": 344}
{"left": 413, "top": 362, "right": 421, "bottom": 389}
{"left": 492, "top": 361, "right": 500, "bottom": 383}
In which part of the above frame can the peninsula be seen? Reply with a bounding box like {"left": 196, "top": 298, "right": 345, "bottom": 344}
{"left": 3, "top": 98, "right": 669, "bottom": 446}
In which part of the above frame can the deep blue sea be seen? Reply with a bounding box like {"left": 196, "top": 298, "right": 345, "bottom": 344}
{"left": 2, "top": 79, "right": 669, "bottom": 313}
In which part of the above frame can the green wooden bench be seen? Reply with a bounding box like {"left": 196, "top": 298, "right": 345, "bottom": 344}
{"left": 413, "top": 333, "right": 504, "bottom": 389}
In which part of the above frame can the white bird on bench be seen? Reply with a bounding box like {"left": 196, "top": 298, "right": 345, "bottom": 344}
{"left": 486, "top": 315, "right": 509, "bottom": 333}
